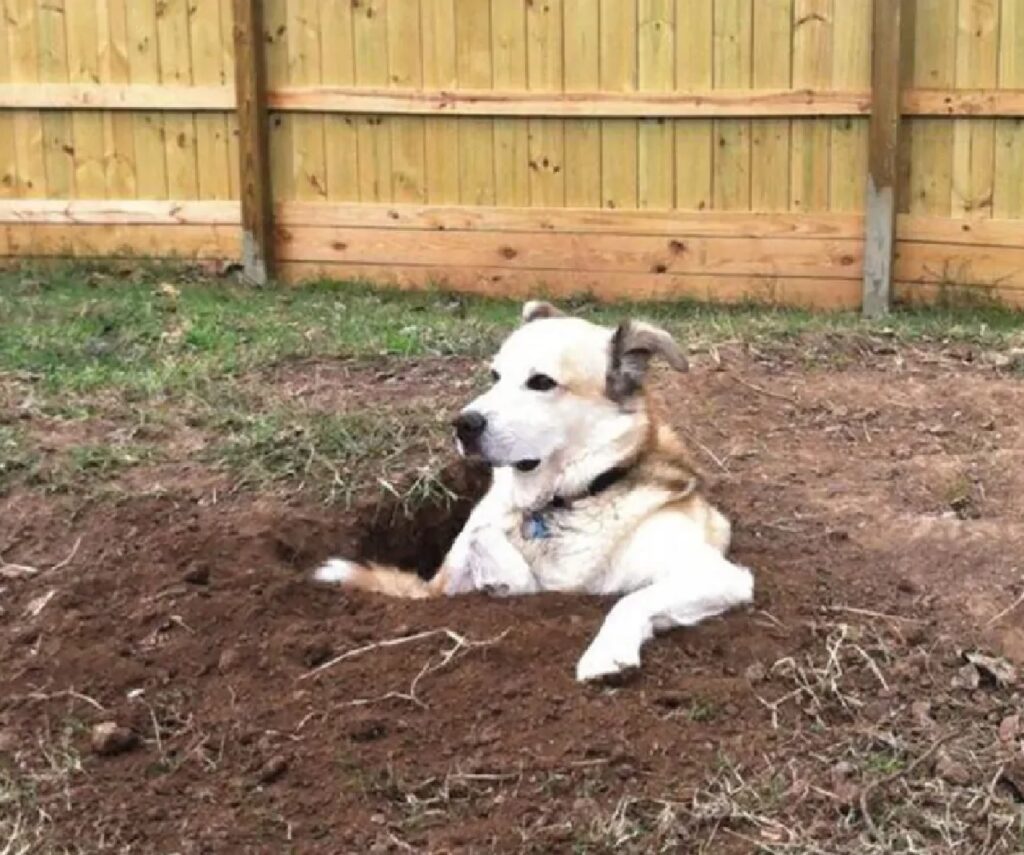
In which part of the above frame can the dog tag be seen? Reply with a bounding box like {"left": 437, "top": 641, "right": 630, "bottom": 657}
{"left": 523, "top": 512, "right": 551, "bottom": 540}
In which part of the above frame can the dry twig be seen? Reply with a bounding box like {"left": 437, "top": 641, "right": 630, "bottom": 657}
{"left": 859, "top": 734, "right": 954, "bottom": 843}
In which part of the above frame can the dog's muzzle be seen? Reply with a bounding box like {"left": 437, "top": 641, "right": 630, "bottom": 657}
{"left": 452, "top": 410, "right": 487, "bottom": 454}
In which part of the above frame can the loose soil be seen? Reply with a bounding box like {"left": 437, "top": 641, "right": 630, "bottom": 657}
{"left": 3, "top": 338, "right": 1024, "bottom": 853}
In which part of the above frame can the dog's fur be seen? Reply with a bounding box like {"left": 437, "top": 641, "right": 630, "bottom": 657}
{"left": 315, "top": 301, "right": 754, "bottom": 681}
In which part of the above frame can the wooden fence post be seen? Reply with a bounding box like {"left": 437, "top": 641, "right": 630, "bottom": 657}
{"left": 232, "top": 0, "right": 274, "bottom": 285}
{"left": 862, "top": 0, "right": 904, "bottom": 318}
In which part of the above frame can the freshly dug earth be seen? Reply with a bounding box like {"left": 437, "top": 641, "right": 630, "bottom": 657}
{"left": 2, "top": 339, "right": 1024, "bottom": 853}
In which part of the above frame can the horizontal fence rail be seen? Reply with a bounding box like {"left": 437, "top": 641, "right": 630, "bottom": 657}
{"left": 4, "top": 85, "right": 1024, "bottom": 118}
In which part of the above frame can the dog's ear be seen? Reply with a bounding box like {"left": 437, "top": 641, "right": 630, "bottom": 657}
{"left": 521, "top": 300, "right": 563, "bottom": 324}
{"left": 606, "top": 320, "right": 688, "bottom": 402}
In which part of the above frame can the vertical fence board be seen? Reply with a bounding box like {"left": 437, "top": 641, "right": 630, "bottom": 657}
{"left": 527, "top": 0, "right": 566, "bottom": 207}
{"left": 288, "top": 0, "right": 327, "bottom": 202}
{"left": 563, "top": 0, "right": 602, "bottom": 207}
{"left": 320, "top": 0, "right": 358, "bottom": 202}
{"left": 752, "top": 0, "right": 792, "bottom": 211}
{"left": 675, "top": 0, "right": 714, "bottom": 210}
{"left": 909, "top": 0, "right": 958, "bottom": 216}
{"left": 66, "top": 0, "right": 106, "bottom": 198}
{"left": 600, "top": 0, "right": 638, "bottom": 209}
{"left": 491, "top": 0, "right": 529, "bottom": 206}
{"left": 422, "top": 0, "right": 460, "bottom": 204}
{"left": 0, "top": 3, "right": 14, "bottom": 197}
{"left": 952, "top": 0, "right": 998, "bottom": 217}
{"left": 126, "top": 2, "right": 168, "bottom": 198}
{"left": 221, "top": 0, "right": 240, "bottom": 200}
{"left": 103, "top": 0, "right": 137, "bottom": 199}
{"left": 157, "top": 0, "right": 199, "bottom": 199}
{"left": 791, "top": 0, "right": 833, "bottom": 212}
{"left": 264, "top": 0, "right": 293, "bottom": 203}
{"left": 830, "top": 0, "right": 871, "bottom": 212}
{"left": 192, "top": 0, "right": 233, "bottom": 200}
{"left": 713, "top": 0, "right": 752, "bottom": 211}
{"left": 388, "top": 2, "right": 427, "bottom": 204}
{"left": 454, "top": 0, "right": 494, "bottom": 206}
{"left": 994, "top": 0, "right": 1024, "bottom": 219}
{"left": 37, "top": 0, "right": 75, "bottom": 200}
{"left": 7, "top": 0, "right": 46, "bottom": 198}
{"left": 637, "top": 0, "right": 676, "bottom": 209}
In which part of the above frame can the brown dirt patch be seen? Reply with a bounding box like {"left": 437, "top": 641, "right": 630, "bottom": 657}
{"left": 2, "top": 341, "right": 1024, "bottom": 852}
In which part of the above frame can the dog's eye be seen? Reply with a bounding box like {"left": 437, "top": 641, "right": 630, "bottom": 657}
{"left": 526, "top": 374, "right": 557, "bottom": 392}
{"left": 490, "top": 369, "right": 500, "bottom": 383}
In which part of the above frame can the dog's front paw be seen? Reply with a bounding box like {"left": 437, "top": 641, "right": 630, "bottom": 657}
{"left": 576, "top": 640, "right": 641, "bottom": 683}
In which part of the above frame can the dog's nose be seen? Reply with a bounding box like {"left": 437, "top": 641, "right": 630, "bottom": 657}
{"left": 453, "top": 411, "right": 487, "bottom": 444}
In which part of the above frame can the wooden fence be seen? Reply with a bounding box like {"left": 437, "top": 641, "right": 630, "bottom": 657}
{"left": 1, "top": 0, "right": 1023, "bottom": 311}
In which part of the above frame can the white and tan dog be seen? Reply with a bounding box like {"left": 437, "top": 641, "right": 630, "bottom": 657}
{"left": 315, "top": 301, "right": 754, "bottom": 681}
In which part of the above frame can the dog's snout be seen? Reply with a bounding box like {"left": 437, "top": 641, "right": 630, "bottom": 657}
{"left": 453, "top": 411, "right": 487, "bottom": 444}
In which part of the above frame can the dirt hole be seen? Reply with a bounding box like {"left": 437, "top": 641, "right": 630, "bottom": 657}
{"left": 354, "top": 461, "right": 491, "bottom": 579}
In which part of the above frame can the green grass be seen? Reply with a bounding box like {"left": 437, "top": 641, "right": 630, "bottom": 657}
{"left": 211, "top": 405, "right": 455, "bottom": 507}
{"left": 3, "top": 263, "right": 1021, "bottom": 399}
{"left": 1, "top": 262, "right": 1021, "bottom": 504}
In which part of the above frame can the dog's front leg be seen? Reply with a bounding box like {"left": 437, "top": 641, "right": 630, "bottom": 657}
{"left": 576, "top": 518, "right": 754, "bottom": 682}
{"left": 438, "top": 492, "right": 536, "bottom": 596}
{"left": 468, "top": 527, "right": 538, "bottom": 596}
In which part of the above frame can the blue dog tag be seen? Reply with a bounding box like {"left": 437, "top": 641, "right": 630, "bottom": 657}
{"left": 523, "top": 512, "right": 551, "bottom": 540}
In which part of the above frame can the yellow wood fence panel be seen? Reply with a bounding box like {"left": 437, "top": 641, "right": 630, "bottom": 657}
{"left": 0, "top": 0, "right": 1023, "bottom": 312}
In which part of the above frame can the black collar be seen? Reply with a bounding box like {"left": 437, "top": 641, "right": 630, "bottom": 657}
{"left": 549, "top": 464, "right": 632, "bottom": 510}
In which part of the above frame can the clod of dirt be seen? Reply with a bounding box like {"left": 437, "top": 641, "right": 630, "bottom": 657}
{"left": 830, "top": 761, "right": 860, "bottom": 808}
{"left": 91, "top": 722, "right": 139, "bottom": 757}
{"left": 182, "top": 563, "right": 210, "bottom": 585}
{"left": 897, "top": 577, "right": 919, "bottom": 595}
{"left": 256, "top": 755, "right": 289, "bottom": 784}
{"left": 346, "top": 719, "right": 388, "bottom": 743}
{"left": 912, "top": 700, "right": 937, "bottom": 729}
{"left": 218, "top": 647, "right": 241, "bottom": 673}
{"left": 652, "top": 692, "right": 687, "bottom": 710}
{"left": 991, "top": 349, "right": 1024, "bottom": 371}
{"left": 934, "top": 750, "right": 972, "bottom": 787}
{"left": 951, "top": 663, "right": 981, "bottom": 691}
{"left": 0, "top": 728, "right": 17, "bottom": 755}
{"left": 965, "top": 652, "right": 1017, "bottom": 688}
{"left": 744, "top": 661, "right": 767, "bottom": 683}
{"left": 998, "top": 714, "right": 1020, "bottom": 743}
{"left": 1000, "top": 759, "right": 1024, "bottom": 802}
{"left": 302, "top": 641, "right": 333, "bottom": 669}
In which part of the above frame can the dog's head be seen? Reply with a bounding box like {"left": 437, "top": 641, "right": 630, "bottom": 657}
{"left": 452, "top": 301, "right": 688, "bottom": 490}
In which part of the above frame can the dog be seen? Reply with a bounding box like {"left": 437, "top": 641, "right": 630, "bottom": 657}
{"left": 314, "top": 301, "right": 754, "bottom": 681}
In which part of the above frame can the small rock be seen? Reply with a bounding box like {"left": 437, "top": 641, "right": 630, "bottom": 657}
{"left": 91, "top": 722, "right": 139, "bottom": 757}
{"left": 257, "top": 755, "right": 288, "bottom": 784}
{"left": 183, "top": 564, "right": 210, "bottom": 585}
{"left": 999, "top": 714, "right": 1020, "bottom": 743}
{"left": 744, "top": 662, "right": 767, "bottom": 683}
{"left": 934, "top": 750, "right": 971, "bottom": 787}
